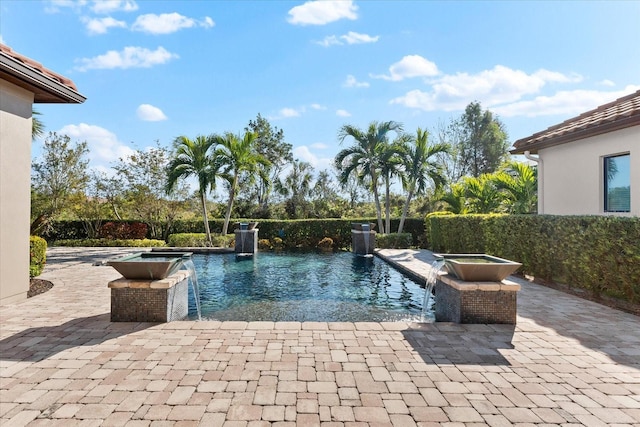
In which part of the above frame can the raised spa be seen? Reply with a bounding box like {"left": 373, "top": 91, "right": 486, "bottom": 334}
{"left": 434, "top": 253, "right": 522, "bottom": 282}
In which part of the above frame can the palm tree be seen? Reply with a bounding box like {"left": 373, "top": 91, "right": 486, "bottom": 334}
{"left": 493, "top": 161, "right": 537, "bottom": 214}
{"left": 276, "top": 160, "right": 314, "bottom": 219}
{"left": 335, "top": 121, "right": 403, "bottom": 234}
{"left": 463, "top": 174, "right": 503, "bottom": 213}
{"left": 214, "top": 131, "right": 270, "bottom": 235}
{"left": 378, "top": 137, "right": 406, "bottom": 234}
{"left": 166, "top": 135, "right": 219, "bottom": 245}
{"left": 398, "top": 128, "right": 449, "bottom": 233}
{"left": 32, "top": 109, "right": 44, "bottom": 140}
{"left": 440, "top": 183, "right": 468, "bottom": 214}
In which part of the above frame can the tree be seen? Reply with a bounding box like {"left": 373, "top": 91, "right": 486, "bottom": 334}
{"left": 214, "top": 131, "right": 270, "bottom": 235}
{"left": 311, "top": 169, "right": 343, "bottom": 218}
{"left": 462, "top": 174, "right": 503, "bottom": 214}
{"left": 378, "top": 136, "right": 406, "bottom": 234}
{"left": 166, "top": 135, "right": 221, "bottom": 245}
{"left": 32, "top": 109, "right": 44, "bottom": 140}
{"left": 457, "top": 102, "right": 509, "bottom": 178}
{"left": 440, "top": 183, "right": 468, "bottom": 214}
{"left": 114, "top": 145, "right": 188, "bottom": 240}
{"left": 335, "top": 121, "right": 403, "bottom": 234}
{"left": 493, "top": 161, "right": 537, "bottom": 214}
{"left": 276, "top": 160, "right": 314, "bottom": 219}
{"left": 398, "top": 128, "right": 449, "bottom": 233}
{"left": 243, "top": 114, "right": 293, "bottom": 216}
{"left": 31, "top": 132, "right": 89, "bottom": 230}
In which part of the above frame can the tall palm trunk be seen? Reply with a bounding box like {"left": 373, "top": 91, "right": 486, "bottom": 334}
{"left": 200, "top": 190, "right": 212, "bottom": 245}
{"left": 385, "top": 173, "right": 391, "bottom": 235}
{"left": 398, "top": 185, "right": 414, "bottom": 234}
{"left": 371, "top": 171, "right": 384, "bottom": 233}
{"left": 222, "top": 176, "right": 238, "bottom": 235}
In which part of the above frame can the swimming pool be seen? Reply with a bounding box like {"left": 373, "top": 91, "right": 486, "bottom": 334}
{"left": 188, "top": 252, "right": 430, "bottom": 322}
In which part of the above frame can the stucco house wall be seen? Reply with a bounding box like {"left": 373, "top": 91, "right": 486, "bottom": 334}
{"left": 539, "top": 126, "right": 638, "bottom": 216}
{"left": 0, "top": 44, "right": 85, "bottom": 306}
{"left": 0, "top": 80, "right": 34, "bottom": 304}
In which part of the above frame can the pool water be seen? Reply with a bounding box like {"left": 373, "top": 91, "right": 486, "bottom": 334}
{"left": 187, "top": 252, "right": 429, "bottom": 322}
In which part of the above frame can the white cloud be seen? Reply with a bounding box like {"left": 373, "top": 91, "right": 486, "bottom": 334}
{"left": 45, "top": 0, "right": 88, "bottom": 13}
{"left": 75, "top": 46, "right": 178, "bottom": 71}
{"left": 372, "top": 55, "right": 439, "bottom": 81}
{"left": 0, "top": 35, "right": 4, "bottom": 44}
{"left": 136, "top": 104, "right": 167, "bottom": 121}
{"left": 288, "top": 0, "right": 357, "bottom": 25}
{"left": 58, "top": 123, "right": 135, "bottom": 163}
{"left": 90, "top": 0, "right": 138, "bottom": 14}
{"left": 310, "top": 142, "right": 328, "bottom": 149}
{"left": 293, "top": 146, "right": 333, "bottom": 171}
{"left": 600, "top": 79, "right": 615, "bottom": 87}
{"left": 343, "top": 74, "right": 369, "bottom": 88}
{"left": 336, "top": 109, "right": 351, "bottom": 117}
{"left": 390, "top": 65, "right": 585, "bottom": 112}
{"left": 310, "top": 103, "right": 326, "bottom": 110}
{"left": 341, "top": 31, "right": 378, "bottom": 44}
{"left": 279, "top": 107, "right": 302, "bottom": 118}
{"left": 82, "top": 16, "right": 127, "bottom": 34}
{"left": 132, "top": 12, "right": 214, "bottom": 34}
{"left": 492, "top": 85, "right": 640, "bottom": 117}
{"left": 316, "top": 31, "right": 379, "bottom": 47}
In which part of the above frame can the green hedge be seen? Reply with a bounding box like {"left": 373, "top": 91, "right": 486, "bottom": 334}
{"left": 29, "top": 236, "right": 47, "bottom": 278}
{"left": 53, "top": 238, "right": 167, "bottom": 247}
{"left": 376, "top": 233, "right": 413, "bottom": 249}
{"left": 168, "top": 233, "right": 234, "bottom": 248}
{"left": 427, "top": 214, "right": 640, "bottom": 303}
{"left": 43, "top": 218, "right": 427, "bottom": 249}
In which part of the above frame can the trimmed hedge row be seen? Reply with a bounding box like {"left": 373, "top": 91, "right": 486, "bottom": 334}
{"left": 427, "top": 214, "right": 640, "bottom": 303}
{"left": 53, "top": 238, "right": 167, "bottom": 247}
{"left": 41, "top": 218, "right": 427, "bottom": 249}
{"left": 29, "top": 236, "right": 47, "bottom": 277}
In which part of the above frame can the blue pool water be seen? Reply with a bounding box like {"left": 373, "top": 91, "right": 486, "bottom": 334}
{"left": 187, "top": 252, "right": 429, "bottom": 322}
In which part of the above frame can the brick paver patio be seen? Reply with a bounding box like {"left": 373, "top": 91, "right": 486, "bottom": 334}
{"left": 1, "top": 247, "right": 639, "bottom": 426}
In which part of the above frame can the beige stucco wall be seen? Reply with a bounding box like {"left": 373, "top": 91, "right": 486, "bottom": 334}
{"left": 0, "top": 80, "right": 34, "bottom": 305}
{"left": 539, "top": 126, "right": 639, "bottom": 216}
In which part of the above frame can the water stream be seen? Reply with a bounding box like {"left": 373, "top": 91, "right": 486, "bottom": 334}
{"left": 181, "top": 259, "right": 202, "bottom": 320}
{"left": 421, "top": 259, "right": 444, "bottom": 322}
{"left": 361, "top": 223, "right": 372, "bottom": 257}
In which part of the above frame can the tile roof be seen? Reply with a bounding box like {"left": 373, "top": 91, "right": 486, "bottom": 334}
{"left": 511, "top": 89, "right": 640, "bottom": 154}
{"left": 0, "top": 43, "right": 85, "bottom": 103}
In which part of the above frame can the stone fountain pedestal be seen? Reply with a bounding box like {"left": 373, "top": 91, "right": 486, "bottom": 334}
{"left": 434, "top": 274, "right": 520, "bottom": 324}
{"left": 108, "top": 271, "right": 190, "bottom": 322}
{"left": 235, "top": 229, "right": 258, "bottom": 254}
{"left": 351, "top": 223, "right": 376, "bottom": 256}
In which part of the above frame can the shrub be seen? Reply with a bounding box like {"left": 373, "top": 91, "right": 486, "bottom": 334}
{"left": 167, "top": 233, "right": 233, "bottom": 248}
{"left": 99, "top": 221, "right": 148, "bottom": 239}
{"left": 29, "top": 236, "right": 47, "bottom": 277}
{"left": 53, "top": 238, "right": 166, "bottom": 247}
{"left": 376, "top": 233, "right": 412, "bottom": 249}
{"left": 317, "top": 237, "right": 334, "bottom": 251}
{"left": 258, "top": 239, "right": 273, "bottom": 250}
{"left": 428, "top": 214, "right": 640, "bottom": 303}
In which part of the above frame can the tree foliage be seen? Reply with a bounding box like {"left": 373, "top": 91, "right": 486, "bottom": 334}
{"left": 31, "top": 132, "right": 89, "bottom": 232}
{"left": 457, "top": 102, "right": 510, "bottom": 178}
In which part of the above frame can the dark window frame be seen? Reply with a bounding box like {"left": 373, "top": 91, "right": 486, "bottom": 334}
{"left": 603, "top": 153, "right": 631, "bottom": 213}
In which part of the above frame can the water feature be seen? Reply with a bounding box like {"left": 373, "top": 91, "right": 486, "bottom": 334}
{"left": 361, "top": 223, "right": 372, "bottom": 258}
{"left": 421, "top": 259, "right": 445, "bottom": 322}
{"left": 434, "top": 253, "right": 521, "bottom": 282}
{"left": 180, "top": 259, "right": 202, "bottom": 320}
{"left": 239, "top": 222, "right": 248, "bottom": 253}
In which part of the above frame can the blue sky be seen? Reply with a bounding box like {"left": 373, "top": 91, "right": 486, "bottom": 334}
{"left": 2, "top": 0, "right": 639, "bottom": 176}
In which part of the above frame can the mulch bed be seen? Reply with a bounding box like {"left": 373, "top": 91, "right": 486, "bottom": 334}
{"left": 28, "top": 278, "right": 54, "bottom": 298}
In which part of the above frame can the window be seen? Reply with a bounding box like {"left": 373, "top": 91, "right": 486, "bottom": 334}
{"left": 604, "top": 154, "right": 630, "bottom": 212}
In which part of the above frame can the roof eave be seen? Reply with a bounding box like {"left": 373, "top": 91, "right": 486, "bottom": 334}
{"left": 510, "top": 114, "right": 640, "bottom": 155}
{"left": 0, "top": 53, "right": 86, "bottom": 104}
